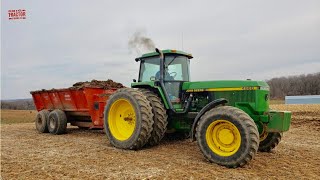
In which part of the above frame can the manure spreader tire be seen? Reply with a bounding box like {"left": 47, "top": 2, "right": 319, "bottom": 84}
{"left": 47, "top": 109, "right": 67, "bottom": 135}
{"left": 104, "top": 88, "right": 154, "bottom": 150}
{"left": 196, "top": 106, "right": 259, "bottom": 168}
{"left": 35, "top": 110, "right": 50, "bottom": 133}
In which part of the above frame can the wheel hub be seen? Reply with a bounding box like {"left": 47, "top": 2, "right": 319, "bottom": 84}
{"left": 218, "top": 129, "right": 234, "bottom": 145}
{"left": 108, "top": 99, "right": 136, "bottom": 141}
{"left": 49, "top": 117, "right": 55, "bottom": 129}
{"left": 37, "top": 116, "right": 42, "bottom": 125}
{"left": 206, "top": 120, "right": 241, "bottom": 156}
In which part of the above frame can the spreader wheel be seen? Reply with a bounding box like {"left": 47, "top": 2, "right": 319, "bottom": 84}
{"left": 47, "top": 109, "right": 68, "bottom": 135}
{"left": 35, "top": 110, "right": 50, "bottom": 133}
{"left": 104, "top": 88, "right": 154, "bottom": 150}
{"left": 196, "top": 106, "right": 259, "bottom": 168}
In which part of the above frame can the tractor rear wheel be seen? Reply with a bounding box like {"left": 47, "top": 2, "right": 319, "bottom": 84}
{"left": 196, "top": 106, "right": 259, "bottom": 168}
{"left": 47, "top": 109, "right": 68, "bottom": 135}
{"left": 35, "top": 110, "right": 50, "bottom": 133}
{"left": 259, "top": 132, "right": 282, "bottom": 152}
{"left": 104, "top": 88, "right": 154, "bottom": 150}
{"left": 139, "top": 89, "right": 168, "bottom": 146}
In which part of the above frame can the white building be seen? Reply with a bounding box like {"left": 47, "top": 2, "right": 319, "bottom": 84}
{"left": 285, "top": 95, "right": 320, "bottom": 104}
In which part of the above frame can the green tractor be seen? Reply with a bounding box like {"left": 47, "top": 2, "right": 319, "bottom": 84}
{"left": 104, "top": 48, "right": 291, "bottom": 168}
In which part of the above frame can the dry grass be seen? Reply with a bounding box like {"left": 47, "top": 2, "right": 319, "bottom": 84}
{"left": 1, "top": 105, "right": 320, "bottom": 179}
{"left": 271, "top": 104, "right": 320, "bottom": 128}
{"left": 1, "top": 110, "right": 37, "bottom": 124}
{"left": 271, "top": 104, "right": 320, "bottom": 112}
{"left": 270, "top": 99, "right": 284, "bottom": 104}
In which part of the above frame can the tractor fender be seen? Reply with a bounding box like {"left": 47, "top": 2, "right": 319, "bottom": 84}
{"left": 190, "top": 98, "right": 228, "bottom": 141}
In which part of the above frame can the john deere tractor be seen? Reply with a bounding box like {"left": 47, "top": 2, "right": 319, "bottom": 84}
{"left": 104, "top": 48, "right": 291, "bottom": 168}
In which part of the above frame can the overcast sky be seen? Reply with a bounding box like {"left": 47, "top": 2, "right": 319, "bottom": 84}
{"left": 1, "top": 0, "right": 320, "bottom": 99}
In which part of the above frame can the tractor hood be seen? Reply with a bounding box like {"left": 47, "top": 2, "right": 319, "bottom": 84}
{"left": 182, "top": 80, "right": 269, "bottom": 92}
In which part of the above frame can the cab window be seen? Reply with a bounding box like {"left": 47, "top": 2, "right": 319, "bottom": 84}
{"left": 139, "top": 55, "right": 190, "bottom": 82}
{"left": 139, "top": 57, "right": 159, "bottom": 82}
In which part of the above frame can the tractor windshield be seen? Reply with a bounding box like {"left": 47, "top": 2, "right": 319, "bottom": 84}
{"left": 139, "top": 55, "right": 190, "bottom": 82}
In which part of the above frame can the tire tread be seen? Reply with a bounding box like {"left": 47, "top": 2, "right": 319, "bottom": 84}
{"left": 139, "top": 89, "right": 168, "bottom": 146}
{"left": 259, "top": 132, "right": 282, "bottom": 152}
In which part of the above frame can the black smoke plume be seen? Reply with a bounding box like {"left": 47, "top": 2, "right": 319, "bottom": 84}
{"left": 128, "top": 31, "right": 155, "bottom": 54}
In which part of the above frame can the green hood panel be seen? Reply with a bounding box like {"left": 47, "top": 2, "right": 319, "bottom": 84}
{"left": 182, "top": 80, "right": 269, "bottom": 90}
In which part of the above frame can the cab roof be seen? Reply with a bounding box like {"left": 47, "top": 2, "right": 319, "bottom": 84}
{"left": 135, "top": 49, "right": 193, "bottom": 61}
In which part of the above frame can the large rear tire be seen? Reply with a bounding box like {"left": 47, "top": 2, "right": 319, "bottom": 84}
{"left": 139, "top": 89, "right": 168, "bottom": 146}
{"left": 47, "top": 109, "right": 68, "bottom": 135}
{"left": 35, "top": 110, "right": 50, "bottom": 133}
{"left": 104, "top": 88, "right": 154, "bottom": 150}
{"left": 259, "top": 132, "right": 282, "bottom": 152}
{"left": 196, "top": 106, "right": 259, "bottom": 168}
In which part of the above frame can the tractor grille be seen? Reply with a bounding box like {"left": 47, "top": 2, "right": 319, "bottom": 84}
{"left": 213, "top": 90, "right": 256, "bottom": 105}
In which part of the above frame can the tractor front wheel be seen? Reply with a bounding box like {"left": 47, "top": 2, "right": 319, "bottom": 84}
{"left": 259, "top": 131, "right": 282, "bottom": 152}
{"left": 104, "top": 88, "right": 154, "bottom": 150}
{"left": 196, "top": 106, "right": 259, "bottom": 168}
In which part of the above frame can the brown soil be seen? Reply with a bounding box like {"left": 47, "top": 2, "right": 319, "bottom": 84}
{"left": 1, "top": 105, "right": 320, "bottom": 179}
{"left": 70, "top": 79, "right": 125, "bottom": 90}
{"left": 30, "top": 79, "right": 125, "bottom": 93}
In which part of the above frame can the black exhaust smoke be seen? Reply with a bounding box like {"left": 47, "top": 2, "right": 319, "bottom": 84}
{"left": 128, "top": 30, "right": 156, "bottom": 55}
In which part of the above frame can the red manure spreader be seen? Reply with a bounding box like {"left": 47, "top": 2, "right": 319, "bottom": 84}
{"left": 31, "top": 80, "right": 122, "bottom": 134}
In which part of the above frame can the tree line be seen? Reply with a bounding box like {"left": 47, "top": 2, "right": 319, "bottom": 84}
{"left": 1, "top": 99, "right": 35, "bottom": 110}
{"left": 267, "top": 72, "right": 320, "bottom": 99}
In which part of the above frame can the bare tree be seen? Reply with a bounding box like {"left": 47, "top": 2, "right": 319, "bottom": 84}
{"left": 267, "top": 72, "right": 320, "bottom": 99}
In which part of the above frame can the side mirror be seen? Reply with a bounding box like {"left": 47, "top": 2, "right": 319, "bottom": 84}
{"left": 133, "top": 79, "right": 137, "bottom": 82}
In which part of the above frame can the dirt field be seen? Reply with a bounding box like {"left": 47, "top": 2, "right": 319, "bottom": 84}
{"left": 1, "top": 105, "right": 320, "bottom": 179}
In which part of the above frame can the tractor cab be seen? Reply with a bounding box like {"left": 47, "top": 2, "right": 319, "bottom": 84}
{"left": 134, "top": 49, "right": 193, "bottom": 109}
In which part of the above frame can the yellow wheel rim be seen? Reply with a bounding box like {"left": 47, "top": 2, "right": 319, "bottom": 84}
{"left": 206, "top": 120, "right": 241, "bottom": 156}
{"left": 259, "top": 124, "right": 268, "bottom": 141}
{"left": 108, "top": 98, "right": 136, "bottom": 141}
